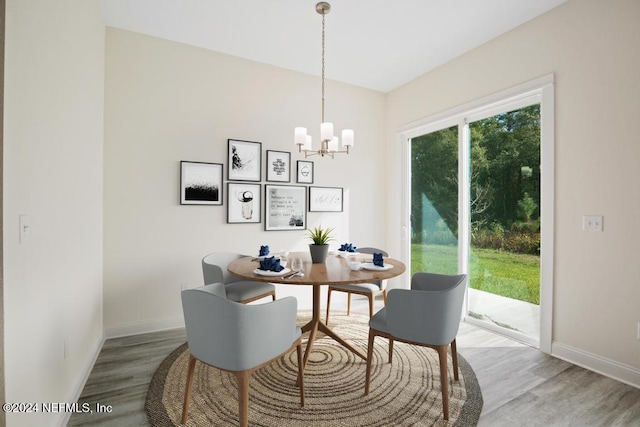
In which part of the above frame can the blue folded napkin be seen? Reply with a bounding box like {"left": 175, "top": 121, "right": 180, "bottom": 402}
{"left": 259, "top": 256, "right": 284, "bottom": 272}
{"left": 373, "top": 253, "right": 385, "bottom": 267}
{"left": 259, "top": 245, "right": 270, "bottom": 256}
{"left": 339, "top": 243, "right": 357, "bottom": 252}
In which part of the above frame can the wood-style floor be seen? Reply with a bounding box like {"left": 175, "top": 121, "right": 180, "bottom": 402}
{"left": 68, "top": 297, "right": 640, "bottom": 426}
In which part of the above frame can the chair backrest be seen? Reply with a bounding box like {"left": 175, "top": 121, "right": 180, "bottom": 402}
{"left": 358, "top": 247, "right": 389, "bottom": 289}
{"left": 386, "top": 273, "right": 467, "bottom": 346}
{"left": 202, "top": 252, "right": 247, "bottom": 285}
{"left": 181, "top": 283, "right": 299, "bottom": 371}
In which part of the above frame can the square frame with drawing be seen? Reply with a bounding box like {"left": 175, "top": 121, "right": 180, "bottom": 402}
{"left": 296, "top": 160, "right": 314, "bottom": 184}
{"left": 228, "top": 139, "right": 262, "bottom": 181}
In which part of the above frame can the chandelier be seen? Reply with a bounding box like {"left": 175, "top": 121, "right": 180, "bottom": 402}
{"left": 294, "top": 2, "right": 354, "bottom": 159}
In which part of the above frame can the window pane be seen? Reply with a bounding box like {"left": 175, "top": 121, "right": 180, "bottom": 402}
{"left": 410, "top": 126, "right": 458, "bottom": 276}
{"left": 468, "top": 105, "right": 541, "bottom": 338}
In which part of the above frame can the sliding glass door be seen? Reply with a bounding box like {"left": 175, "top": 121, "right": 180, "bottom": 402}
{"left": 404, "top": 77, "right": 554, "bottom": 350}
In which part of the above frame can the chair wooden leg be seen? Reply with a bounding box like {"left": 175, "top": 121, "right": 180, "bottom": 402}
{"left": 326, "top": 288, "right": 332, "bottom": 324}
{"left": 388, "top": 339, "right": 394, "bottom": 363}
{"left": 181, "top": 354, "right": 197, "bottom": 424}
{"left": 347, "top": 292, "right": 352, "bottom": 316}
{"left": 296, "top": 342, "right": 305, "bottom": 407}
{"left": 451, "top": 339, "right": 459, "bottom": 381}
{"left": 271, "top": 291, "right": 276, "bottom": 301}
{"left": 383, "top": 289, "right": 387, "bottom": 305}
{"left": 235, "top": 371, "right": 251, "bottom": 427}
{"left": 367, "top": 294, "right": 374, "bottom": 318}
{"left": 437, "top": 345, "right": 450, "bottom": 421}
{"left": 364, "top": 329, "right": 375, "bottom": 395}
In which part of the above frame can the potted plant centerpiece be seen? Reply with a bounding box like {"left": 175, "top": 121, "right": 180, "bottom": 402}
{"left": 306, "top": 225, "right": 335, "bottom": 263}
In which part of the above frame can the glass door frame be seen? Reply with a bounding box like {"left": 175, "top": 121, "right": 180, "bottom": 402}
{"left": 399, "top": 75, "right": 555, "bottom": 353}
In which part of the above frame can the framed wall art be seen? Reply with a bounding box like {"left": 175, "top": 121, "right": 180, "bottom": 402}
{"left": 266, "top": 150, "right": 291, "bottom": 182}
{"left": 264, "top": 185, "right": 307, "bottom": 231}
{"left": 227, "top": 183, "right": 261, "bottom": 223}
{"left": 296, "top": 160, "right": 314, "bottom": 184}
{"left": 180, "top": 161, "right": 223, "bottom": 205}
{"left": 309, "top": 186, "right": 343, "bottom": 212}
{"left": 228, "top": 139, "right": 261, "bottom": 181}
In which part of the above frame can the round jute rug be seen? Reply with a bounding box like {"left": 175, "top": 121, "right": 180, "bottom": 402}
{"left": 145, "top": 313, "right": 482, "bottom": 426}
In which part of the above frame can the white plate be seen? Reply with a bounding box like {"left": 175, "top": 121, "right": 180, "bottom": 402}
{"left": 361, "top": 262, "right": 393, "bottom": 271}
{"left": 337, "top": 250, "right": 359, "bottom": 257}
{"left": 253, "top": 267, "right": 291, "bottom": 276}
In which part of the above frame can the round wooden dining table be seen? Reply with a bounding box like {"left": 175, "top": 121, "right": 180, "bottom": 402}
{"left": 228, "top": 251, "right": 406, "bottom": 368}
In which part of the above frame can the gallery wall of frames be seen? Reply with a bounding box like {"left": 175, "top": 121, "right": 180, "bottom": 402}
{"left": 179, "top": 139, "right": 344, "bottom": 231}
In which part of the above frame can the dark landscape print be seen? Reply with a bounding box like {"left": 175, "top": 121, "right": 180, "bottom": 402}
{"left": 180, "top": 161, "right": 223, "bottom": 205}
{"left": 185, "top": 182, "right": 218, "bottom": 201}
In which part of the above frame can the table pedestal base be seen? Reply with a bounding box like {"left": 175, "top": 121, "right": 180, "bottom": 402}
{"left": 300, "top": 285, "right": 366, "bottom": 370}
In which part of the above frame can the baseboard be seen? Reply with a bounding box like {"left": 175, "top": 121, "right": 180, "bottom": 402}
{"left": 552, "top": 342, "right": 640, "bottom": 389}
{"left": 104, "top": 315, "right": 185, "bottom": 339}
{"left": 60, "top": 336, "right": 105, "bottom": 427}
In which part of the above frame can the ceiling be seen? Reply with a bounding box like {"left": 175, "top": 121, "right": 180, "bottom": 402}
{"left": 99, "top": 0, "right": 567, "bottom": 93}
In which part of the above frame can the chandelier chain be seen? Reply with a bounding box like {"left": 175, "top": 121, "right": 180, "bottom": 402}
{"left": 321, "top": 10, "right": 325, "bottom": 124}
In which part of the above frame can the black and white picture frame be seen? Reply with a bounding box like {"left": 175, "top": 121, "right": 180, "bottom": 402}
{"left": 228, "top": 139, "right": 262, "bottom": 182}
{"left": 265, "top": 185, "right": 307, "bottom": 231}
{"left": 227, "top": 183, "right": 261, "bottom": 223}
{"left": 266, "top": 150, "right": 291, "bottom": 182}
{"left": 309, "top": 186, "right": 343, "bottom": 212}
{"left": 180, "top": 161, "right": 223, "bottom": 205}
{"left": 296, "top": 160, "right": 314, "bottom": 184}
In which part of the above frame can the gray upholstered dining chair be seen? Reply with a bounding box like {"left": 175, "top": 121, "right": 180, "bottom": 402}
{"left": 202, "top": 252, "right": 276, "bottom": 304}
{"left": 325, "top": 247, "right": 389, "bottom": 324}
{"left": 181, "top": 283, "right": 304, "bottom": 426}
{"left": 364, "top": 272, "right": 467, "bottom": 421}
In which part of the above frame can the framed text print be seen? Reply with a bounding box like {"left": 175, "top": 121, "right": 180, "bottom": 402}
{"left": 180, "top": 161, "right": 223, "bottom": 205}
{"left": 265, "top": 185, "right": 306, "bottom": 231}
{"left": 296, "top": 160, "right": 314, "bottom": 184}
{"left": 309, "top": 186, "right": 343, "bottom": 212}
{"left": 228, "top": 139, "right": 261, "bottom": 181}
{"left": 266, "top": 150, "right": 291, "bottom": 182}
{"left": 227, "top": 183, "right": 261, "bottom": 223}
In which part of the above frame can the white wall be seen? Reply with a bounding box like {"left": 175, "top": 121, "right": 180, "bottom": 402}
{"left": 103, "top": 29, "right": 387, "bottom": 337}
{"left": 385, "top": 0, "right": 640, "bottom": 383}
{"left": 3, "top": 0, "right": 104, "bottom": 426}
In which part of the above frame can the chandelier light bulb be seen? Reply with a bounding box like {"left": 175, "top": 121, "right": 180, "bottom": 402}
{"left": 321, "top": 122, "right": 334, "bottom": 142}
{"left": 295, "top": 127, "right": 308, "bottom": 146}
{"left": 342, "top": 129, "right": 354, "bottom": 147}
{"left": 328, "top": 137, "right": 339, "bottom": 152}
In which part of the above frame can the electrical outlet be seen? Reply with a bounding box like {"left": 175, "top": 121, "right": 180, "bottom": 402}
{"left": 637, "top": 322, "right": 640, "bottom": 341}
{"left": 582, "top": 215, "right": 603, "bottom": 232}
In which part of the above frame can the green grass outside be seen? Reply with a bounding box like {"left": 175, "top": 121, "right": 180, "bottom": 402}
{"left": 411, "top": 243, "right": 540, "bottom": 305}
